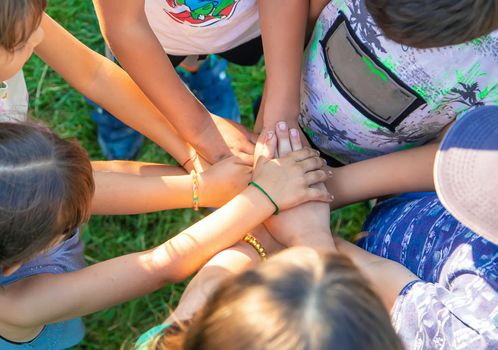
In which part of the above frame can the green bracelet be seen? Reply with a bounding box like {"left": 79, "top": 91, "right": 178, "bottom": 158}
{"left": 248, "top": 181, "right": 280, "bottom": 215}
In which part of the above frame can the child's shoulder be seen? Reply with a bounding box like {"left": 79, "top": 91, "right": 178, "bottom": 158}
{"left": 0, "top": 231, "right": 84, "bottom": 287}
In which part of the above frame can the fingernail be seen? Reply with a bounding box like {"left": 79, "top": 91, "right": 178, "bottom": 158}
{"left": 290, "top": 128, "right": 298, "bottom": 137}
{"left": 278, "top": 122, "right": 287, "bottom": 131}
{"left": 267, "top": 131, "right": 274, "bottom": 139}
{"left": 327, "top": 170, "right": 333, "bottom": 176}
{"left": 330, "top": 195, "right": 335, "bottom": 201}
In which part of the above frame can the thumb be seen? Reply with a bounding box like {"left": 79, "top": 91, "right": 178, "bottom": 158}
{"left": 254, "top": 131, "right": 276, "bottom": 167}
{"left": 261, "top": 131, "right": 277, "bottom": 160}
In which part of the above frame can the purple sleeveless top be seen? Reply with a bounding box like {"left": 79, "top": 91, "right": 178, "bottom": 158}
{"left": 0, "top": 231, "right": 86, "bottom": 349}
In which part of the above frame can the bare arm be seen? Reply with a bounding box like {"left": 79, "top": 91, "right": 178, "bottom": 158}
{"left": 0, "top": 185, "right": 277, "bottom": 336}
{"left": 327, "top": 142, "right": 439, "bottom": 210}
{"left": 91, "top": 0, "right": 256, "bottom": 163}
{"left": 257, "top": 0, "right": 308, "bottom": 131}
{"left": 0, "top": 144, "right": 330, "bottom": 336}
{"left": 166, "top": 226, "right": 283, "bottom": 323}
{"left": 327, "top": 120, "right": 455, "bottom": 209}
{"left": 334, "top": 237, "right": 418, "bottom": 311}
{"left": 91, "top": 155, "right": 253, "bottom": 214}
{"left": 263, "top": 121, "right": 335, "bottom": 250}
{"left": 34, "top": 13, "right": 197, "bottom": 165}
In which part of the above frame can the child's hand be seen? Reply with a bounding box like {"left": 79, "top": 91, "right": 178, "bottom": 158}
{"left": 198, "top": 154, "right": 253, "bottom": 208}
{"left": 264, "top": 197, "right": 335, "bottom": 249}
{"left": 252, "top": 131, "right": 333, "bottom": 211}
{"left": 195, "top": 115, "right": 258, "bottom": 163}
{"left": 264, "top": 121, "right": 336, "bottom": 250}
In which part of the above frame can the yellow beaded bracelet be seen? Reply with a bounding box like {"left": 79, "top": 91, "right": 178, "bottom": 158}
{"left": 243, "top": 234, "right": 267, "bottom": 261}
{"left": 191, "top": 170, "right": 199, "bottom": 211}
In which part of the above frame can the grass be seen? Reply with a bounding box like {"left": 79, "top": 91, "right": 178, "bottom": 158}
{"left": 24, "top": 1, "right": 368, "bottom": 348}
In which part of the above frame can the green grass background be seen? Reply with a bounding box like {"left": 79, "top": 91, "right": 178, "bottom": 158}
{"left": 24, "top": 1, "right": 368, "bottom": 348}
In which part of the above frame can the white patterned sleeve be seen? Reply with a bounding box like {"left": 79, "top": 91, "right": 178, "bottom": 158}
{"left": 391, "top": 276, "right": 498, "bottom": 350}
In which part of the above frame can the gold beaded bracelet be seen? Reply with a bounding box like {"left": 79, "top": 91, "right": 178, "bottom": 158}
{"left": 243, "top": 234, "right": 267, "bottom": 261}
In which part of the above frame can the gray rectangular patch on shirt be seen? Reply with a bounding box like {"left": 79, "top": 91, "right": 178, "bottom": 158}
{"left": 321, "top": 13, "right": 425, "bottom": 131}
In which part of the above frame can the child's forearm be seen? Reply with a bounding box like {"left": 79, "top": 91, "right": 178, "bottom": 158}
{"left": 93, "top": 0, "right": 209, "bottom": 132}
{"left": 93, "top": 27, "right": 210, "bottom": 155}
{"left": 168, "top": 225, "right": 282, "bottom": 322}
{"left": 35, "top": 14, "right": 196, "bottom": 165}
{"left": 91, "top": 169, "right": 193, "bottom": 215}
{"left": 91, "top": 155, "right": 253, "bottom": 214}
{"left": 155, "top": 186, "right": 276, "bottom": 281}
{"left": 0, "top": 186, "right": 275, "bottom": 328}
{"left": 334, "top": 237, "right": 419, "bottom": 311}
{"left": 166, "top": 241, "right": 261, "bottom": 323}
{"left": 88, "top": 57, "right": 198, "bottom": 163}
{"left": 327, "top": 143, "right": 439, "bottom": 209}
{"left": 93, "top": 0, "right": 250, "bottom": 163}
{"left": 259, "top": 0, "right": 307, "bottom": 130}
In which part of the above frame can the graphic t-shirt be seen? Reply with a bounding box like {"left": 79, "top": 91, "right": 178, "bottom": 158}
{"left": 0, "top": 70, "right": 29, "bottom": 123}
{"left": 361, "top": 193, "right": 498, "bottom": 350}
{"left": 145, "top": 0, "right": 260, "bottom": 56}
{"left": 300, "top": 0, "right": 498, "bottom": 164}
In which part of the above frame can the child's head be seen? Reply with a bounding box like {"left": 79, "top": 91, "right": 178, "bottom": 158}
{"left": 365, "top": 0, "right": 498, "bottom": 48}
{"left": 0, "top": 0, "right": 47, "bottom": 81}
{"left": 0, "top": 122, "right": 94, "bottom": 274}
{"left": 155, "top": 247, "right": 402, "bottom": 350}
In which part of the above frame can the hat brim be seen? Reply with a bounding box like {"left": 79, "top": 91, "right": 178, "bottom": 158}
{"left": 434, "top": 106, "right": 498, "bottom": 244}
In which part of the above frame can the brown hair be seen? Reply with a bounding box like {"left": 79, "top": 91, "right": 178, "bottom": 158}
{"left": 153, "top": 251, "right": 403, "bottom": 350}
{"left": 0, "top": 0, "right": 47, "bottom": 52}
{"left": 366, "top": 0, "right": 498, "bottom": 48}
{"left": 0, "top": 122, "right": 94, "bottom": 267}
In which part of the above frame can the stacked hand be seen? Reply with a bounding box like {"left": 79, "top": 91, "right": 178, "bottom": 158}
{"left": 251, "top": 130, "right": 333, "bottom": 210}
{"left": 194, "top": 114, "right": 259, "bottom": 163}
{"left": 193, "top": 119, "right": 333, "bottom": 218}
{"left": 262, "top": 121, "right": 336, "bottom": 250}
{"left": 195, "top": 118, "right": 333, "bottom": 227}
{"left": 198, "top": 154, "right": 254, "bottom": 208}
{"left": 185, "top": 114, "right": 258, "bottom": 207}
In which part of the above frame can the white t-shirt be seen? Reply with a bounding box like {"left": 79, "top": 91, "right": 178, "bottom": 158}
{"left": 300, "top": 0, "right": 498, "bottom": 164}
{"left": 145, "top": 0, "right": 260, "bottom": 56}
{"left": 0, "top": 70, "right": 29, "bottom": 123}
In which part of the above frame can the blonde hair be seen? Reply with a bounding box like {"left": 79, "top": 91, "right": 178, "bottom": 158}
{"left": 152, "top": 251, "right": 403, "bottom": 350}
